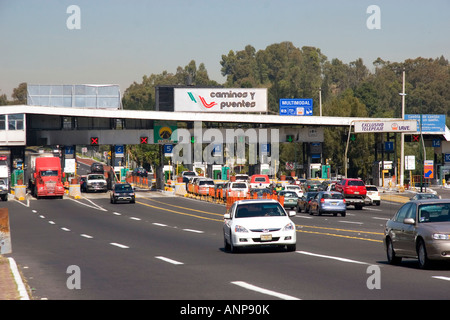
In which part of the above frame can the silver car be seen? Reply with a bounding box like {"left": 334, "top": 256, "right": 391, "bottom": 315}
{"left": 384, "top": 199, "right": 450, "bottom": 269}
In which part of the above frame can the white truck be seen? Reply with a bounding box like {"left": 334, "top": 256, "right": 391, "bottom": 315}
{"left": 0, "top": 155, "right": 10, "bottom": 201}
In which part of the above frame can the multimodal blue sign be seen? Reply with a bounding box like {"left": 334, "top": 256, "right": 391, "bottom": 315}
{"left": 279, "top": 99, "right": 313, "bottom": 116}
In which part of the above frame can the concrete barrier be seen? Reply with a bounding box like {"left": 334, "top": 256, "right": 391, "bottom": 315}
{"left": 69, "top": 184, "right": 81, "bottom": 199}
{"left": 14, "top": 185, "right": 26, "bottom": 200}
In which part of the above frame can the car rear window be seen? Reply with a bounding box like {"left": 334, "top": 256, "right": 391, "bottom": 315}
{"left": 254, "top": 177, "right": 268, "bottom": 182}
{"left": 366, "top": 186, "right": 378, "bottom": 191}
{"left": 348, "top": 180, "right": 365, "bottom": 186}
{"left": 232, "top": 183, "right": 247, "bottom": 188}
{"left": 199, "top": 180, "right": 214, "bottom": 186}
{"left": 322, "top": 193, "right": 344, "bottom": 199}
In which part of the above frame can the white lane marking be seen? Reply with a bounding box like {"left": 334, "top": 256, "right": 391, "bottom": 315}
{"left": 61, "top": 227, "right": 70, "bottom": 232}
{"left": 113, "top": 212, "right": 122, "bottom": 216}
{"left": 80, "top": 234, "right": 93, "bottom": 239}
{"left": 8, "top": 258, "right": 30, "bottom": 300}
{"left": 294, "top": 215, "right": 313, "bottom": 219}
{"left": 68, "top": 197, "right": 107, "bottom": 211}
{"left": 364, "top": 207, "right": 382, "bottom": 212}
{"left": 296, "top": 251, "right": 369, "bottom": 265}
{"left": 152, "top": 223, "right": 167, "bottom": 227}
{"left": 110, "top": 242, "right": 129, "bottom": 249}
{"left": 183, "top": 229, "right": 204, "bottom": 234}
{"left": 432, "top": 276, "right": 450, "bottom": 282}
{"left": 48, "top": 221, "right": 55, "bottom": 225}
{"left": 130, "top": 217, "right": 141, "bottom": 221}
{"left": 32, "top": 210, "right": 37, "bottom": 213}
{"left": 372, "top": 217, "right": 389, "bottom": 221}
{"left": 39, "top": 215, "right": 45, "bottom": 219}
{"left": 155, "top": 256, "right": 184, "bottom": 265}
{"left": 338, "top": 220, "right": 363, "bottom": 225}
{"left": 231, "top": 281, "right": 300, "bottom": 300}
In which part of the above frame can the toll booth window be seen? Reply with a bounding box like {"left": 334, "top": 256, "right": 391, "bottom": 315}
{"left": 0, "top": 115, "right": 5, "bottom": 130}
{"left": 8, "top": 114, "right": 24, "bottom": 130}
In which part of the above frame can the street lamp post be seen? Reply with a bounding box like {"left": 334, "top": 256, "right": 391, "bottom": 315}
{"left": 399, "top": 70, "right": 406, "bottom": 188}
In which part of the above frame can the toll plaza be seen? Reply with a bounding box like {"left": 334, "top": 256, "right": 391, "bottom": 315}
{"left": 0, "top": 84, "right": 449, "bottom": 190}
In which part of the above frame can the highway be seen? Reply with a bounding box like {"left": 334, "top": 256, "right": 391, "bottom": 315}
{"left": 4, "top": 190, "right": 450, "bottom": 302}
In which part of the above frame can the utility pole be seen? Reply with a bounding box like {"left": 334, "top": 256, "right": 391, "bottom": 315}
{"left": 399, "top": 70, "right": 406, "bottom": 188}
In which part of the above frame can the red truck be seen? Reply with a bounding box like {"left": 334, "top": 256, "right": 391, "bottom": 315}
{"left": 334, "top": 178, "right": 367, "bottom": 210}
{"left": 30, "top": 157, "right": 65, "bottom": 199}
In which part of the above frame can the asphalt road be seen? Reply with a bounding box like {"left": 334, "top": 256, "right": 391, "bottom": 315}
{"left": 3, "top": 189, "right": 450, "bottom": 303}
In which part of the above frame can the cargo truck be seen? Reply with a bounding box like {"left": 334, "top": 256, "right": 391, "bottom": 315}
{"left": 0, "top": 155, "right": 9, "bottom": 201}
{"left": 30, "top": 157, "right": 65, "bottom": 199}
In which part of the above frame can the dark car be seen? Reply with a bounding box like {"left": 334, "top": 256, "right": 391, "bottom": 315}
{"left": 133, "top": 167, "right": 148, "bottom": 177}
{"left": 90, "top": 162, "right": 104, "bottom": 174}
{"left": 297, "top": 192, "right": 318, "bottom": 213}
{"left": 110, "top": 183, "right": 135, "bottom": 204}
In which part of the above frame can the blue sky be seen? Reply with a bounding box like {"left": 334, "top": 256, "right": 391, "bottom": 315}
{"left": 0, "top": 0, "right": 448, "bottom": 98}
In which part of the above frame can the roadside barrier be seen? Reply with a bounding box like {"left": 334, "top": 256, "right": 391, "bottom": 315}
{"left": 14, "top": 185, "right": 26, "bottom": 200}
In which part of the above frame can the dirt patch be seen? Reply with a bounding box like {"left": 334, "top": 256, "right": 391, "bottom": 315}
{"left": 0, "top": 256, "right": 20, "bottom": 300}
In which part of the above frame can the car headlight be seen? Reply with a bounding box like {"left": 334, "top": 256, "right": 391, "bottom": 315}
{"left": 432, "top": 233, "right": 450, "bottom": 240}
{"left": 282, "top": 222, "right": 295, "bottom": 231}
{"left": 234, "top": 225, "right": 249, "bottom": 233}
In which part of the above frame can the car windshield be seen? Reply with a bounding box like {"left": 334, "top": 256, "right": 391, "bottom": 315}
{"left": 235, "top": 203, "right": 286, "bottom": 218}
{"left": 89, "top": 175, "right": 105, "bottom": 180}
{"left": 115, "top": 184, "right": 133, "bottom": 191}
{"left": 418, "top": 203, "right": 450, "bottom": 223}
{"left": 41, "top": 170, "right": 58, "bottom": 177}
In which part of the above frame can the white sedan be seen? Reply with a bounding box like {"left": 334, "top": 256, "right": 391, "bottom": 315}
{"left": 223, "top": 199, "right": 297, "bottom": 253}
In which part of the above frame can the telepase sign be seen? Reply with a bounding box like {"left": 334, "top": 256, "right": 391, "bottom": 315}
{"left": 354, "top": 120, "right": 417, "bottom": 133}
{"left": 174, "top": 88, "right": 267, "bottom": 113}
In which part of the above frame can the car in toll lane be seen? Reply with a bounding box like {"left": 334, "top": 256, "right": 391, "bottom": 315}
{"left": 223, "top": 199, "right": 296, "bottom": 253}
{"left": 297, "top": 191, "right": 318, "bottom": 213}
{"left": 384, "top": 199, "right": 450, "bottom": 269}
{"left": 278, "top": 190, "right": 299, "bottom": 210}
{"left": 309, "top": 191, "right": 346, "bottom": 217}
{"left": 365, "top": 185, "right": 381, "bottom": 206}
{"left": 110, "top": 183, "right": 135, "bottom": 204}
{"left": 86, "top": 174, "right": 108, "bottom": 192}
{"left": 410, "top": 193, "right": 440, "bottom": 200}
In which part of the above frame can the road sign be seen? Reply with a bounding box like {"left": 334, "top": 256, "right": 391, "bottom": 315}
{"left": 385, "top": 141, "right": 394, "bottom": 152}
{"left": 115, "top": 145, "right": 124, "bottom": 158}
{"left": 424, "top": 160, "right": 434, "bottom": 179}
{"left": 90, "top": 137, "right": 99, "bottom": 145}
{"left": 432, "top": 139, "right": 441, "bottom": 148}
{"left": 445, "top": 154, "right": 450, "bottom": 163}
{"left": 140, "top": 136, "right": 148, "bottom": 144}
{"left": 405, "top": 155, "right": 415, "bottom": 170}
{"left": 164, "top": 144, "right": 173, "bottom": 157}
{"left": 405, "top": 114, "right": 446, "bottom": 133}
{"left": 279, "top": 99, "right": 313, "bottom": 116}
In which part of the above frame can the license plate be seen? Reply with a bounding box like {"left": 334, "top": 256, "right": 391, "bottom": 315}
{"left": 354, "top": 191, "right": 359, "bottom": 194}
{"left": 260, "top": 234, "right": 272, "bottom": 241}
{"left": 331, "top": 202, "right": 338, "bottom": 205}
